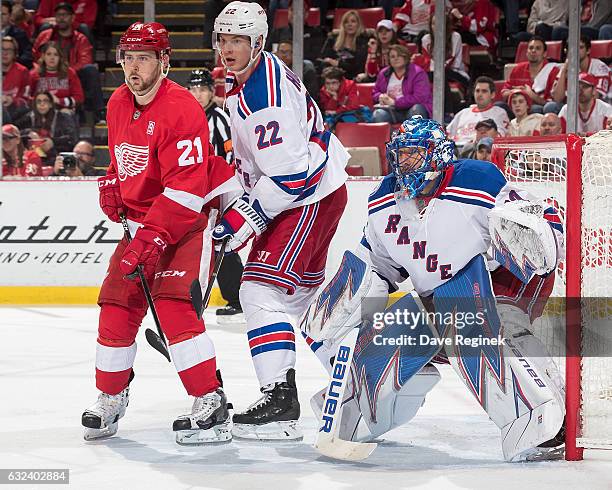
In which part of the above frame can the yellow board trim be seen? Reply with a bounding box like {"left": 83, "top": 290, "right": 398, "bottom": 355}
{"left": 0, "top": 286, "right": 226, "bottom": 307}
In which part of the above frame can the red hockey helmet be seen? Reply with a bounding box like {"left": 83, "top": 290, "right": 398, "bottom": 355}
{"left": 117, "top": 22, "right": 171, "bottom": 63}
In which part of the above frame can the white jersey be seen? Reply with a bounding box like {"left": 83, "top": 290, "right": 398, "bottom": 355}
{"left": 224, "top": 52, "right": 349, "bottom": 221}
{"left": 446, "top": 104, "right": 510, "bottom": 147}
{"left": 588, "top": 57, "right": 611, "bottom": 100}
{"left": 559, "top": 98, "right": 612, "bottom": 135}
{"left": 361, "top": 159, "right": 563, "bottom": 296}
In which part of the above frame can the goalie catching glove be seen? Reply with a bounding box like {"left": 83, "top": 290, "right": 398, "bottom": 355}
{"left": 212, "top": 197, "right": 268, "bottom": 252}
{"left": 488, "top": 199, "right": 559, "bottom": 277}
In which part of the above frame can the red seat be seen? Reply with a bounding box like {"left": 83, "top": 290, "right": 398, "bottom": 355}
{"left": 334, "top": 122, "right": 392, "bottom": 175}
{"left": 590, "top": 40, "right": 612, "bottom": 60}
{"left": 273, "top": 9, "right": 288, "bottom": 29}
{"left": 346, "top": 165, "right": 365, "bottom": 176}
{"left": 515, "top": 40, "right": 563, "bottom": 63}
{"left": 306, "top": 8, "right": 320, "bottom": 27}
{"left": 333, "top": 7, "right": 385, "bottom": 30}
{"left": 355, "top": 82, "right": 375, "bottom": 109}
{"left": 493, "top": 80, "right": 505, "bottom": 102}
{"left": 545, "top": 40, "right": 562, "bottom": 61}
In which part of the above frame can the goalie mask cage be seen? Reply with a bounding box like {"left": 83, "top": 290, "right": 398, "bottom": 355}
{"left": 491, "top": 131, "right": 612, "bottom": 461}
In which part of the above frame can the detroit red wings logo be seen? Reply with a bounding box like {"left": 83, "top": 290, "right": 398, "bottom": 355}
{"left": 114, "top": 142, "right": 149, "bottom": 181}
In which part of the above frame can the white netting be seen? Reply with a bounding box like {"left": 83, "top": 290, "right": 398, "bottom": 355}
{"left": 493, "top": 131, "right": 612, "bottom": 449}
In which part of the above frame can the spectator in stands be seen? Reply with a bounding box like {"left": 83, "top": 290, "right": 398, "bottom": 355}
{"left": 450, "top": 0, "right": 499, "bottom": 54}
{"left": 319, "top": 9, "right": 369, "bottom": 80}
{"left": 538, "top": 112, "right": 563, "bottom": 135}
{"left": 14, "top": 91, "right": 78, "bottom": 163}
{"left": 392, "top": 0, "right": 433, "bottom": 42}
{"left": 275, "top": 40, "right": 320, "bottom": 104}
{"left": 552, "top": 35, "right": 611, "bottom": 105}
{"left": 559, "top": 72, "right": 612, "bottom": 135}
{"left": 52, "top": 139, "right": 103, "bottom": 176}
{"left": 475, "top": 136, "right": 493, "bottom": 161}
{"left": 507, "top": 88, "right": 543, "bottom": 136}
{"left": 210, "top": 66, "right": 227, "bottom": 107}
{"left": 1, "top": 1, "right": 32, "bottom": 69}
{"left": 585, "top": 0, "right": 612, "bottom": 40}
{"left": 447, "top": 76, "right": 509, "bottom": 147}
{"left": 372, "top": 43, "right": 432, "bottom": 123}
{"left": 1, "top": 123, "right": 46, "bottom": 177}
{"left": 501, "top": 36, "right": 561, "bottom": 114}
{"left": 415, "top": 13, "right": 469, "bottom": 114}
{"left": 33, "top": 0, "right": 97, "bottom": 43}
{"left": 265, "top": 1, "right": 326, "bottom": 63}
{"left": 515, "top": 0, "right": 568, "bottom": 42}
{"left": 29, "top": 41, "right": 83, "bottom": 112}
{"left": 356, "top": 19, "right": 397, "bottom": 82}
{"left": 2, "top": 36, "right": 30, "bottom": 122}
{"left": 459, "top": 117, "right": 499, "bottom": 158}
{"left": 319, "top": 66, "right": 364, "bottom": 127}
{"left": 33, "top": 2, "right": 105, "bottom": 123}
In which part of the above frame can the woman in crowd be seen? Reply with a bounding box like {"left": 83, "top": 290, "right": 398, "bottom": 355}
{"left": 508, "top": 88, "right": 543, "bottom": 136}
{"left": 320, "top": 10, "right": 370, "bottom": 80}
{"left": 29, "top": 41, "right": 84, "bottom": 113}
{"left": 1, "top": 123, "right": 47, "bottom": 177}
{"left": 358, "top": 19, "right": 399, "bottom": 83}
{"left": 372, "top": 43, "right": 432, "bottom": 123}
{"left": 14, "top": 91, "right": 78, "bottom": 164}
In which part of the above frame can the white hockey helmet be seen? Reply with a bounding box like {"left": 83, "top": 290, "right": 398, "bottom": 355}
{"left": 213, "top": 1, "right": 268, "bottom": 73}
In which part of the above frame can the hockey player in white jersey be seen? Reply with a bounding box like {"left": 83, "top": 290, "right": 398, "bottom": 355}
{"left": 302, "top": 116, "right": 567, "bottom": 461}
{"left": 210, "top": 1, "right": 350, "bottom": 440}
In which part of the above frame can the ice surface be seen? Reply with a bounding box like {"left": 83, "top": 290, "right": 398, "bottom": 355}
{"left": 1, "top": 307, "right": 611, "bottom": 490}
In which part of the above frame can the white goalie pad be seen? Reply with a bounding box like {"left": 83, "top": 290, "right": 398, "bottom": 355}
{"left": 488, "top": 199, "right": 559, "bottom": 279}
{"left": 299, "top": 250, "right": 389, "bottom": 342}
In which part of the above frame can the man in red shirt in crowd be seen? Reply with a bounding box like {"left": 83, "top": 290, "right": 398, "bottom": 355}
{"left": 33, "top": 2, "right": 105, "bottom": 122}
{"left": 319, "top": 66, "right": 361, "bottom": 127}
{"left": 33, "top": 0, "right": 97, "bottom": 33}
{"left": 2, "top": 35, "right": 30, "bottom": 121}
{"left": 501, "top": 36, "right": 560, "bottom": 114}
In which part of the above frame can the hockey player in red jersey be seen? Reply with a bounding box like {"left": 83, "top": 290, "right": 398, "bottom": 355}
{"left": 81, "top": 22, "right": 240, "bottom": 445}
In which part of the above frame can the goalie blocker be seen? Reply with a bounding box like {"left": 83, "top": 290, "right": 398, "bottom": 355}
{"left": 301, "top": 251, "right": 565, "bottom": 462}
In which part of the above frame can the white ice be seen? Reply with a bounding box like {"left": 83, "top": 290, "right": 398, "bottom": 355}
{"left": 1, "top": 306, "right": 611, "bottom": 490}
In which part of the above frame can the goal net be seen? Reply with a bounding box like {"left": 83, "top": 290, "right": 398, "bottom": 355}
{"left": 491, "top": 132, "right": 612, "bottom": 460}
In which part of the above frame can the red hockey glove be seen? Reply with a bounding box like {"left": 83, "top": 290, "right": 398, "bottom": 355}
{"left": 119, "top": 228, "right": 168, "bottom": 278}
{"left": 98, "top": 175, "right": 124, "bottom": 223}
{"left": 212, "top": 198, "right": 268, "bottom": 252}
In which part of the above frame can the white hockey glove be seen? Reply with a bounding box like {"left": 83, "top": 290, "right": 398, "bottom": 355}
{"left": 212, "top": 197, "right": 268, "bottom": 252}
{"left": 488, "top": 199, "right": 558, "bottom": 276}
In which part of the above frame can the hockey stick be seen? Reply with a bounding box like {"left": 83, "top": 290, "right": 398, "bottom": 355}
{"left": 119, "top": 214, "right": 171, "bottom": 362}
{"left": 190, "top": 236, "right": 229, "bottom": 319}
{"left": 315, "top": 327, "right": 377, "bottom": 461}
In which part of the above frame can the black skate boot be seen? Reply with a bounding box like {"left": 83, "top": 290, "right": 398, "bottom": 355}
{"left": 173, "top": 388, "right": 232, "bottom": 445}
{"left": 216, "top": 304, "right": 245, "bottom": 325}
{"left": 232, "top": 369, "right": 302, "bottom": 441}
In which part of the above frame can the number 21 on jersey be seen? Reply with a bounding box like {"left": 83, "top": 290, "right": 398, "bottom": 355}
{"left": 177, "top": 137, "right": 204, "bottom": 166}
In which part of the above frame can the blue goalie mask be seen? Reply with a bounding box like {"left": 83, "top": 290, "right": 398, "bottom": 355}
{"left": 386, "top": 116, "right": 455, "bottom": 199}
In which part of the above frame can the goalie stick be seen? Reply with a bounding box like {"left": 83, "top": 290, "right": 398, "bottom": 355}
{"left": 119, "top": 214, "right": 171, "bottom": 362}
{"left": 190, "top": 237, "right": 229, "bottom": 320}
{"left": 315, "top": 327, "right": 377, "bottom": 461}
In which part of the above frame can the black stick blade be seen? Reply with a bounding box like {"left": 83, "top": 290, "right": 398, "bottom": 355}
{"left": 145, "top": 328, "right": 171, "bottom": 362}
{"left": 190, "top": 279, "right": 203, "bottom": 319}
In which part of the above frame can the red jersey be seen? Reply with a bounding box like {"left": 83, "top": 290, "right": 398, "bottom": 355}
{"left": 33, "top": 0, "right": 98, "bottom": 29}
{"left": 2, "top": 62, "right": 31, "bottom": 107}
{"left": 319, "top": 78, "right": 361, "bottom": 114}
{"left": 2, "top": 150, "right": 47, "bottom": 177}
{"left": 29, "top": 67, "right": 84, "bottom": 108}
{"left": 106, "top": 78, "right": 237, "bottom": 244}
{"left": 502, "top": 60, "right": 560, "bottom": 101}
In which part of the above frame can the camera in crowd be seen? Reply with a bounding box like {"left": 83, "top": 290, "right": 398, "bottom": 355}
{"left": 59, "top": 152, "right": 78, "bottom": 175}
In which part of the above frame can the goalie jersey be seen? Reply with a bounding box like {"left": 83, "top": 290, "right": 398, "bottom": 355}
{"left": 361, "top": 159, "right": 564, "bottom": 296}
{"left": 224, "top": 52, "right": 349, "bottom": 221}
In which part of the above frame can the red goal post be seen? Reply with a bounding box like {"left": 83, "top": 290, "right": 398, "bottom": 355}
{"left": 491, "top": 132, "right": 612, "bottom": 461}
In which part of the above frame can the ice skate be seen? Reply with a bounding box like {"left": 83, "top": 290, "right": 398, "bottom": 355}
{"left": 82, "top": 387, "right": 129, "bottom": 441}
{"left": 216, "top": 304, "right": 246, "bottom": 325}
{"left": 173, "top": 388, "right": 232, "bottom": 445}
{"left": 232, "top": 369, "right": 302, "bottom": 441}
